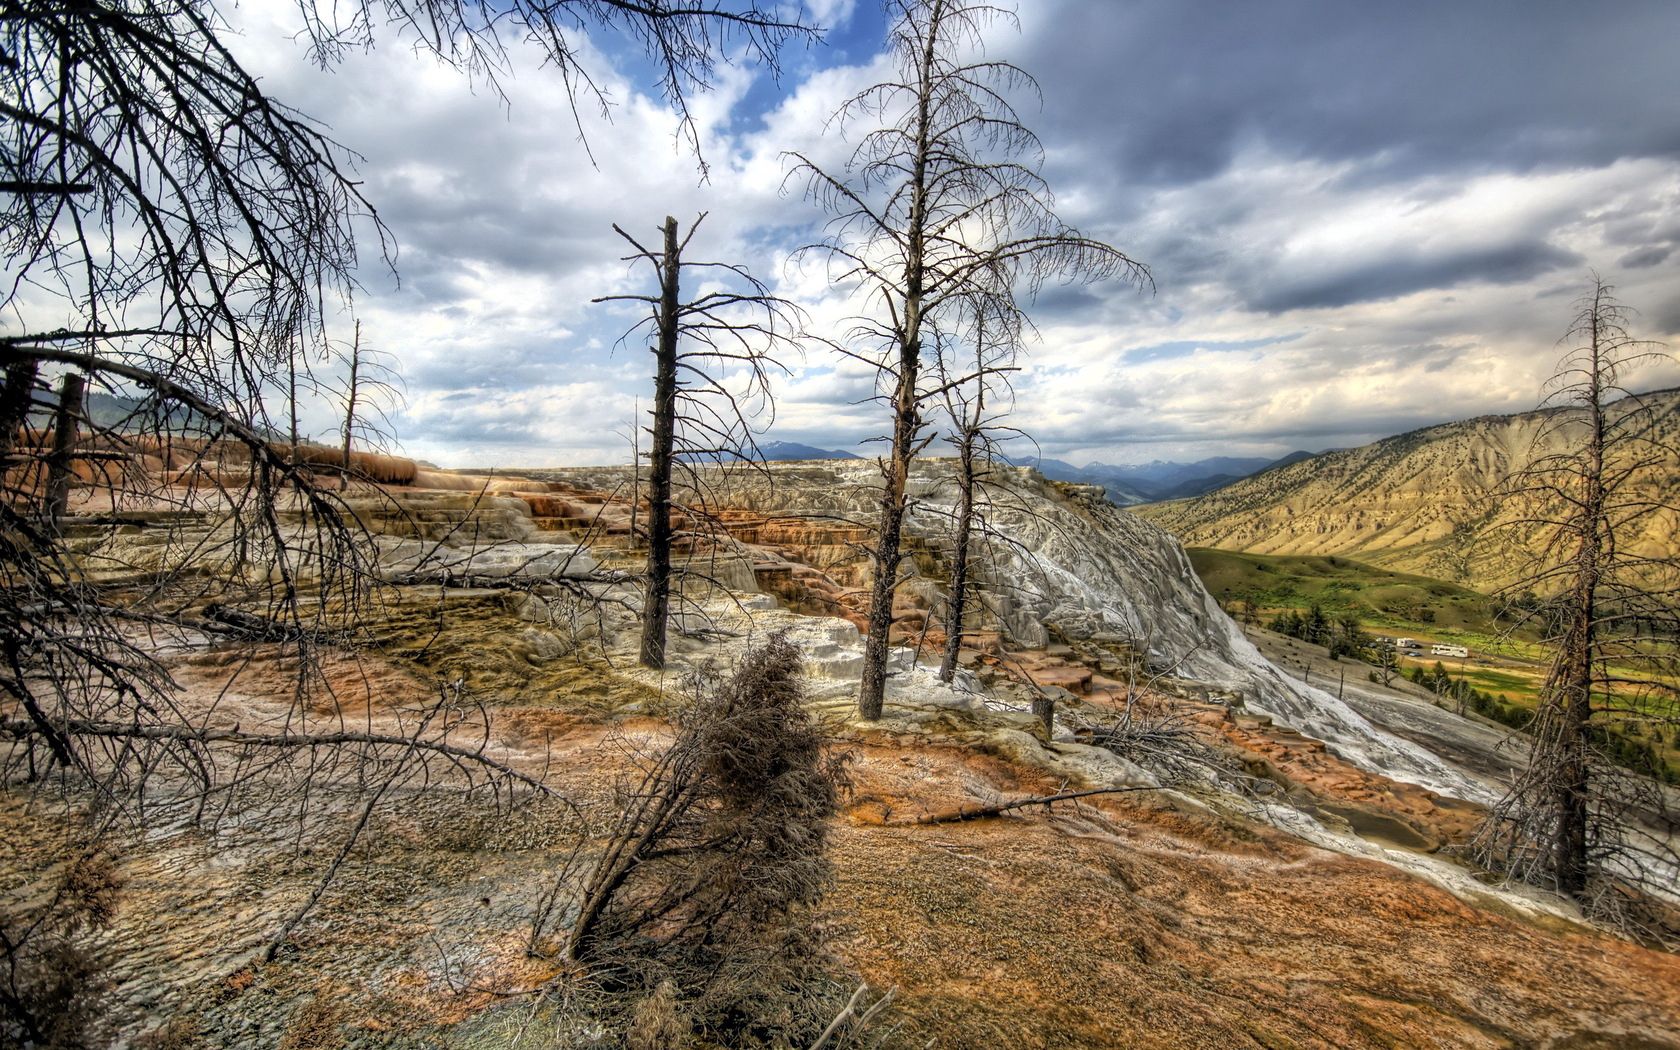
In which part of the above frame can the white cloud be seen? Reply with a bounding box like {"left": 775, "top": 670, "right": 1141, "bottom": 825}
{"left": 202, "top": 1, "right": 1680, "bottom": 469}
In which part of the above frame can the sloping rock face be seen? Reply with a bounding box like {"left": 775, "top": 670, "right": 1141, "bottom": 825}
{"left": 928, "top": 467, "right": 1490, "bottom": 802}
{"left": 1134, "top": 388, "right": 1680, "bottom": 590}
{"left": 558, "top": 460, "right": 1488, "bottom": 802}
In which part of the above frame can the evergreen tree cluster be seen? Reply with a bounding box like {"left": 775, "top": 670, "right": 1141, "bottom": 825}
{"left": 1268, "top": 604, "right": 1370, "bottom": 660}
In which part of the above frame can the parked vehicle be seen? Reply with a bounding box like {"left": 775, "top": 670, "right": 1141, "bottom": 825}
{"left": 1395, "top": 638, "right": 1423, "bottom": 650}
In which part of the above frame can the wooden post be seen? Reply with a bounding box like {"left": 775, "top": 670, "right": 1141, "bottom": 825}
{"left": 1031, "top": 695, "right": 1055, "bottom": 741}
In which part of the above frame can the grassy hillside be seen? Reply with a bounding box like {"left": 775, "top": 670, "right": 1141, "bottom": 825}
{"left": 1187, "top": 548, "right": 1533, "bottom": 651}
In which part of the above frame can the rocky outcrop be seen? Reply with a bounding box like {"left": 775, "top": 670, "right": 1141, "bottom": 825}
{"left": 523, "top": 461, "right": 1494, "bottom": 802}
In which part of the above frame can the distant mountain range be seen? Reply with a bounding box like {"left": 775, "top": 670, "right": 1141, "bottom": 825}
{"left": 1011, "top": 452, "right": 1315, "bottom": 505}
{"left": 1134, "top": 389, "right": 1680, "bottom": 590}
{"left": 30, "top": 389, "right": 221, "bottom": 433}
{"left": 755, "top": 441, "right": 859, "bottom": 461}
{"left": 681, "top": 440, "right": 859, "bottom": 464}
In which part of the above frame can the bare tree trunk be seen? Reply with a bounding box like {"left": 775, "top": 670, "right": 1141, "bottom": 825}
{"left": 860, "top": 381, "right": 913, "bottom": 715}
{"left": 0, "top": 359, "right": 38, "bottom": 457}
{"left": 45, "top": 371, "right": 84, "bottom": 525}
{"left": 1553, "top": 606, "right": 1595, "bottom": 894}
{"left": 858, "top": 17, "right": 937, "bottom": 720}
{"left": 939, "top": 438, "right": 975, "bottom": 683}
{"left": 1552, "top": 320, "right": 1607, "bottom": 895}
{"left": 789, "top": 0, "right": 1146, "bottom": 720}
{"left": 640, "top": 216, "right": 681, "bottom": 670}
{"left": 598, "top": 213, "right": 798, "bottom": 666}
{"left": 859, "top": 331, "right": 920, "bottom": 719}
{"left": 629, "top": 398, "right": 641, "bottom": 551}
{"left": 288, "top": 346, "right": 300, "bottom": 463}
{"left": 340, "top": 319, "right": 361, "bottom": 490}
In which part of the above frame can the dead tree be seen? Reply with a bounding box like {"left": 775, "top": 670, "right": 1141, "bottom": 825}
{"left": 341, "top": 321, "right": 364, "bottom": 481}
{"left": 0, "top": 2, "right": 828, "bottom": 1021}
{"left": 333, "top": 320, "right": 405, "bottom": 488}
{"left": 1, "top": 0, "right": 393, "bottom": 794}
{"left": 1469, "top": 275, "right": 1680, "bottom": 908}
{"left": 42, "top": 371, "right": 85, "bottom": 527}
{"left": 788, "top": 0, "right": 1150, "bottom": 720}
{"left": 594, "top": 213, "right": 803, "bottom": 670}
{"left": 936, "top": 306, "right": 1023, "bottom": 683}
{"left": 533, "top": 635, "right": 847, "bottom": 1042}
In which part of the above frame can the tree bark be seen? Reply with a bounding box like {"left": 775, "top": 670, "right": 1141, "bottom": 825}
{"left": 859, "top": 361, "right": 918, "bottom": 718}
{"left": 1552, "top": 307, "right": 1607, "bottom": 895}
{"left": 0, "top": 357, "right": 38, "bottom": 457}
{"left": 857, "top": 8, "right": 939, "bottom": 720}
{"left": 639, "top": 216, "right": 681, "bottom": 670}
{"left": 938, "top": 437, "right": 975, "bottom": 683}
{"left": 340, "top": 319, "right": 361, "bottom": 490}
{"left": 45, "top": 371, "right": 85, "bottom": 525}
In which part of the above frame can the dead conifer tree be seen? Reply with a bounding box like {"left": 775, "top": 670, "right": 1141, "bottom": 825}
{"left": 290, "top": 0, "right": 819, "bottom": 172}
{"left": 0, "top": 0, "right": 827, "bottom": 1023}
{"left": 788, "top": 0, "right": 1150, "bottom": 720}
{"left": 595, "top": 214, "right": 804, "bottom": 670}
{"left": 1, "top": 0, "right": 396, "bottom": 795}
{"left": 0, "top": 850, "right": 122, "bottom": 1048}
{"left": 1469, "top": 275, "right": 1680, "bottom": 908}
{"left": 42, "top": 371, "right": 85, "bottom": 528}
{"left": 333, "top": 320, "right": 405, "bottom": 489}
{"left": 535, "top": 634, "right": 848, "bottom": 1041}
{"left": 936, "top": 305, "right": 1023, "bottom": 684}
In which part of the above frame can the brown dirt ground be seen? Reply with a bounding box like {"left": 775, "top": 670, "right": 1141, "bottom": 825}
{"left": 8, "top": 622, "right": 1680, "bottom": 1048}
{"left": 827, "top": 739, "right": 1680, "bottom": 1049}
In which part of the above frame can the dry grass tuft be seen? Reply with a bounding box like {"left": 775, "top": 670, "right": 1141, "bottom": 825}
{"left": 626, "top": 979, "right": 693, "bottom": 1049}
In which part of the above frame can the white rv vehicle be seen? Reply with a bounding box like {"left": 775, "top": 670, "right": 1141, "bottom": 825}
{"left": 1431, "top": 644, "right": 1469, "bottom": 659}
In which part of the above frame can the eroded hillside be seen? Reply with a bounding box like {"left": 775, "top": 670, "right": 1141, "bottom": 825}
{"left": 1134, "top": 389, "right": 1680, "bottom": 591}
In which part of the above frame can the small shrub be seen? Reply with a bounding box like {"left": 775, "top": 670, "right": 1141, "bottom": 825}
{"left": 134, "top": 1017, "right": 202, "bottom": 1050}
{"left": 279, "top": 991, "right": 350, "bottom": 1050}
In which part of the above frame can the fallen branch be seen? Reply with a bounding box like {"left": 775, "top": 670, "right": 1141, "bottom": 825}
{"left": 0, "top": 717, "right": 556, "bottom": 796}
{"left": 265, "top": 759, "right": 401, "bottom": 961}
{"left": 893, "top": 785, "right": 1160, "bottom": 825}
{"left": 809, "top": 982, "right": 896, "bottom": 1050}
{"left": 384, "top": 571, "right": 629, "bottom": 590}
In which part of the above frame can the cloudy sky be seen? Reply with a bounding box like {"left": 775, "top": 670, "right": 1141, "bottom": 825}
{"left": 226, "top": 0, "right": 1680, "bottom": 468}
